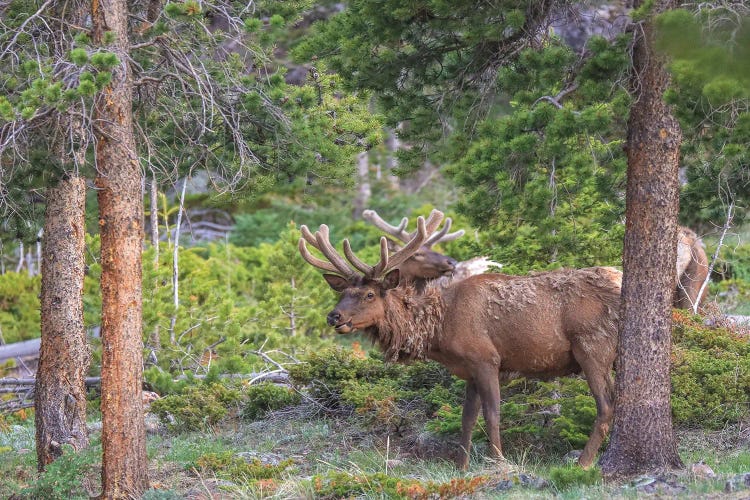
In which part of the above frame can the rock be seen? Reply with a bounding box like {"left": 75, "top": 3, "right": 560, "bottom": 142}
{"left": 491, "top": 473, "right": 549, "bottom": 492}
{"left": 633, "top": 475, "right": 687, "bottom": 496}
{"left": 562, "top": 450, "right": 582, "bottom": 464}
{"left": 724, "top": 473, "right": 750, "bottom": 493}
{"left": 237, "top": 451, "right": 285, "bottom": 466}
{"left": 144, "top": 414, "right": 161, "bottom": 435}
{"left": 493, "top": 479, "right": 514, "bottom": 491}
{"left": 518, "top": 473, "right": 549, "bottom": 489}
{"left": 551, "top": 0, "right": 630, "bottom": 53}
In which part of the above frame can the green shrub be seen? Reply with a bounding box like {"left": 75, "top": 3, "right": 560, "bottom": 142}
{"left": 548, "top": 465, "right": 601, "bottom": 490}
{"left": 426, "top": 404, "right": 485, "bottom": 440}
{"left": 242, "top": 382, "right": 301, "bottom": 420}
{"left": 426, "top": 377, "right": 597, "bottom": 456}
{"left": 671, "top": 311, "right": 750, "bottom": 428}
{"left": 290, "top": 345, "right": 595, "bottom": 456}
{"left": 144, "top": 367, "right": 193, "bottom": 396}
{"left": 289, "top": 347, "right": 463, "bottom": 431}
{"left": 187, "top": 449, "right": 294, "bottom": 496}
{"left": 502, "top": 378, "right": 596, "bottom": 452}
{"left": 192, "top": 451, "right": 295, "bottom": 482}
{"left": 19, "top": 445, "right": 98, "bottom": 500}
{"left": 0, "top": 272, "right": 41, "bottom": 343}
{"left": 142, "top": 490, "right": 183, "bottom": 500}
{"left": 722, "top": 245, "right": 750, "bottom": 282}
{"left": 309, "top": 471, "right": 489, "bottom": 499}
{"left": 288, "top": 346, "right": 399, "bottom": 408}
{"left": 399, "top": 360, "right": 456, "bottom": 392}
{"left": 150, "top": 383, "right": 242, "bottom": 432}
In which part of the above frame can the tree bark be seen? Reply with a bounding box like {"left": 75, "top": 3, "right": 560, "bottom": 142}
{"left": 92, "top": 0, "right": 149, "bottom": 495}
{"left": 35, "top": 176, "right": 89, "bottom": 470}
{"left": 599, "top": 0, "right": 684, "bottom": 478}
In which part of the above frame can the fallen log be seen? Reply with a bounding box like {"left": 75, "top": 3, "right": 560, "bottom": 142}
{"left": 0, "top": 338, "right": 40, "bottom": 363}
{"left": 0, "top": 371, "right": 290, "bottom": 390}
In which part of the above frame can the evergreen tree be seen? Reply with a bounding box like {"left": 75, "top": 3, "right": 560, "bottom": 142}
{"left": 448, "top": 38, "right": 630, "bottom": 271}
{"left": 1, "top": 0, "right": 379, "bottom": 487}
{"left": 295, "top": 0, "right": 631, "bottom": 270}
{"left": 0, "top": 0, "right": 92, "bottom": 472}
{"left": 655, "top": 5, "right": 750, "bottom": 228}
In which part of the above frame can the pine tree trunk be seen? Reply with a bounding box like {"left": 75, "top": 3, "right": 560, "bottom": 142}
{"left": 35, "top": 176, "right": 89, "bottom": 470}
{"left": 353, "top": 152, "right": 371, "bottom": 218}
{"left": 92, "top": 0, "right": 149, "bottom": 495}
{"left": 599, "top": 0, "right": 684, "bottom": 478}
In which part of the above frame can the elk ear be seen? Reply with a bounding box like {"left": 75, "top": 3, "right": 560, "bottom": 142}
{"left": 323, "top": 274, "right": 350, "bottom": 292}
{"left": 382, "top": 269, "right": 401, "bottom": 290}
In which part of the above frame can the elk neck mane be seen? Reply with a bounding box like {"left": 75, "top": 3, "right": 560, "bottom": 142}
{"left": 364, "top": 284, "right": 445, "bottom": 363}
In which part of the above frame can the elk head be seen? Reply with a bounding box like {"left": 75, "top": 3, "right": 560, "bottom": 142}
{"left": 362, "top": 209, "right": 463, "bottom": 282}
{"left": 299, "top": 210, "right": 445, "bottom": 334}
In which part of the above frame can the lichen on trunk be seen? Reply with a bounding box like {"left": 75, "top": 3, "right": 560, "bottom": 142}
{"left": 35, "top": 176, "right": 89, "bottom": 470}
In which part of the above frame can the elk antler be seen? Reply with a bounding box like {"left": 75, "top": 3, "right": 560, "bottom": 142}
{"left": 362, "top": 210, "right": 411, "bottom": 241}
{"left": 298, "top": 210, "right": 446, "bottom": 281}
{"left": 362, "top": 209, "right": 464, "bottom": 249}
{"left": 299, "top": 224, "right": 359, "bottom": 280}
{"left": 380, "top": 209, "right": 444, "bottom": 275}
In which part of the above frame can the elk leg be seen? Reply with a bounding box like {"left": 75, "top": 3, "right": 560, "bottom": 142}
{"left": 572, "top": 345, "right": 614, "bottom": 468}
{"left": 475, "top": 365, "right": 503, "bottom": 463}
{"left": 459, "top": 380, "right": 481, "bottom": 470}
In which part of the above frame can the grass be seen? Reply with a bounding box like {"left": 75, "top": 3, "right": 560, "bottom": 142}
{"left": 2, "top": 411, "right": 750, "bottom": 499}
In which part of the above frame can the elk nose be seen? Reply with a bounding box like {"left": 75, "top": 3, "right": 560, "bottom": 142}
{"left": 446, "top": 257, "right": 458, "bottom": 269}
{"left": 327, "top": 310, "right": 341, "bottom": 326}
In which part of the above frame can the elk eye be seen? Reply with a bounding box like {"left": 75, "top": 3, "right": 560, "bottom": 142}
{"left": 366, "top": 291, "right": 375, "bottom": 299}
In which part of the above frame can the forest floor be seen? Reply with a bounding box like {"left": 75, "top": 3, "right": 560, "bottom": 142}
{"left": 2, "top": 406, "right": 750, "bottom": 499}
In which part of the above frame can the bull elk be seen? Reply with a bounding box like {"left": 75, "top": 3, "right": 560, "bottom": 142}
{"left": 362, "top": 209, "right": 501, "bottom": 289}
{"left": 675, "top": 226, "right": 709, "bottom": 310}
{"left": 299, "top": 210, "right": 622, "bottom": 469}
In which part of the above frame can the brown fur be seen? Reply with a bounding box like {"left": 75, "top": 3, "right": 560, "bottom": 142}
{"left": 674, "top": 227, "right": 709, "bottom": 310}
{"left": 324, "top": 266, "right": 622, "bottom": 469}
{"left": 385, "top": 239, "right": 457, "bottom": 291}
{"left": 365, "top": 284, "right": 445, "bottom": 362}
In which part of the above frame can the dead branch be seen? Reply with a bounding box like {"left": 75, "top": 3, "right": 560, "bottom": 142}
{"left": 694, "top": 201, "right": 735, "bottom": 314}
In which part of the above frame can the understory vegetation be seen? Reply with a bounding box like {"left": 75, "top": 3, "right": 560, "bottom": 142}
{"left": 2, "top": 275, "right": 750, "bottom": 497}
{"left": 1, "top": 208, "right": 749, "bottom": 499}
